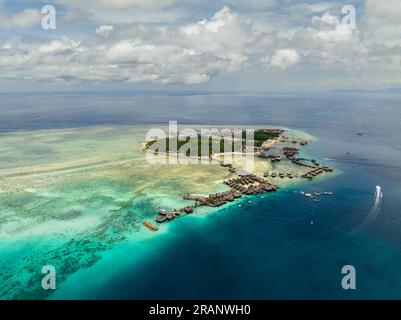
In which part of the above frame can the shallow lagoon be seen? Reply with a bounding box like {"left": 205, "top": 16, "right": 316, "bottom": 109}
{"left": 1, "top": 93, "right": 401, "bottom": 299}
{"left": 0, "top": 124, "right": 316, "bottom": 299}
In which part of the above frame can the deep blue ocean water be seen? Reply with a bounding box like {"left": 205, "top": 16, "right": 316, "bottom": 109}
{"left": 1, "top": 92, "right": 401, "bottom": 299}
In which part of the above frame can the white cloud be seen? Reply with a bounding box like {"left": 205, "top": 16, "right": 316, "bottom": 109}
{"left": 96, "top": 25, "right": 114, "bottom": 37}
{"left": 364, "top": 0, "right": 401, "bottom": 25}
{"left": 56, "top": 0, "right": 183, "bottom": 23}
{"left": 38, "top": 37, "right": 81, "bottom": 54}
{"left": 181, "top": 6, "right": 234, "bottom": 35}
{"left": 1, "top": 4, "right": 401, "bottom": 89}
{"left": 270, "top": 49, "right": 300, "bottom": 70}
{"left": 311, "top": 12, "right": 353, "bottom": 42}
{"left": 66, "top": 0, "right": 176, "bottom": 9}
{"left": 288, "top": 11, "right": 367, "bottom": 68}
{"left": 0, "top": 7, "right": 257, "bottom": 85}
{"left": 0, "top": 8, "right": 41, "bottom": 29}
{"left": 363, "top": 0, "right": 401, "bottom": 45}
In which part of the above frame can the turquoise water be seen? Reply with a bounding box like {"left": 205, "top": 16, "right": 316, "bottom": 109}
{"left": 1, "top": 92, "right": 401, "bottom": 299}
{"left": 51, "top": 169, "right": 401, "bottom": 299}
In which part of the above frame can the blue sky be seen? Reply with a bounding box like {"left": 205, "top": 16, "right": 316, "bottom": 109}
{"left": 0, "top": 0, "right": 400, "bottom": 93}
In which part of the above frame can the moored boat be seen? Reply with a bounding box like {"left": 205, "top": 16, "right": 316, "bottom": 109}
{"left": 143, "top": 221, "right": 159, "bottom": 231}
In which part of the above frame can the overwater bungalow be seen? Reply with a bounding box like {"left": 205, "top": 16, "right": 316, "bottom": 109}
{"left": 156, "top": 216, "right": 167, "bottom": 223}
{"left": 261, "top": 128, "right": 284, "bottom": 134}
{"left": 233, "top": 192, "right": 242, "bottom": 198}
{"left": 181, "top": 206, "right": 194, "bottom": 214}
{"left": 283, "top": 146, "right": 299, "bottom": 159}
{"left": 220, "top": 162, "right": 233, "bottom": 168}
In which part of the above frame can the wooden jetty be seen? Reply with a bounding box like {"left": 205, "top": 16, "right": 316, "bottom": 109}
{"left": 151, "top": 135, "right": 333, "bottom": 225}
{"left": 184, "top": 174, "right": 278, "bottom": 209}
{"left": 283, "top": 146, "right": 299, "bottom": 160}
{"left": 155, "top": 207, "right": 186, "bottom": 224}
{"left": 146, "top": 128, "right": 335, "bottom": 226}
{"left": 301, "top": 166, "right": 334, "bottom": 179}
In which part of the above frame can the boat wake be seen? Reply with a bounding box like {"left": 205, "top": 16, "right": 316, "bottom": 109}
{"left": 354, "top": 185, "right": 383, "bottom": 232}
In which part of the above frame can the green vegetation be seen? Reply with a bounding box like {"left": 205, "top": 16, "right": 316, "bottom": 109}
{"left": 253, "top": 130, "right": 281, "bottom": 146}
{"left": 146, "top": 129, "right": 282, "bottom": 156}
{"left": 146, "top": 136, "right": 232, "bottom": 157}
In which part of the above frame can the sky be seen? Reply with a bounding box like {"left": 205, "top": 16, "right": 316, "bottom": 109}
{"left": 0, "top": 0, "right": 400, "bottom": 93}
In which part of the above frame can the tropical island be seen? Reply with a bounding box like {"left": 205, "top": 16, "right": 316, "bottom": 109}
{"left": 142, "top": 127, "right": 334, "bottom": 230}
{"left": 144, "top": 128, "right": 284, "bottom": 157}
{"left": 0, "top": 124, "right": 334, "bottom": 299}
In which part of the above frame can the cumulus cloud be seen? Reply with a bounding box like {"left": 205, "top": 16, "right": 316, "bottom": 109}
{"left": 0, "top": 7, "right": 256, "bottom": 84}
{"left": 62, "top": 0, "right": 176, "bottom": 9}
{"left": 1, "top": 4, "right": 401, "bottom": 88}
{"left": 0, "top": 6, "right": 265, "bottom": 85}
{"left": 0, "top": 8, "right": 41, "bottom": 29}
{"left": 362, "top": 0, "right": 401, "bottom": 45}
{"left": 56, "top": 0, "right": 183, "bottom": 23}
{"left": 96, "top": 25, "right": 114, "bottom": 37}
{"left": 270, "top": 49, "right": 300, "bottom": 70}
{"left": 288, "top": 12, "right": 367, "bottom": 68}
{"left": 364, "top": 0, "right": 401, "bottom": 26}
{"left": 311, "top": 12, "right": 353, "bottom": 42}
